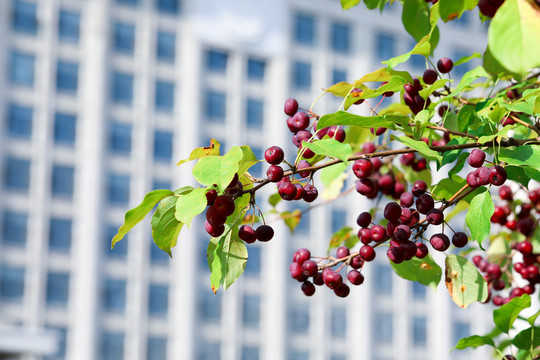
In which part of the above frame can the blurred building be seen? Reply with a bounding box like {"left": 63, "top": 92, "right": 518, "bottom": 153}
{"left": 0, "top": 0, "right": 492, "bottom": 359}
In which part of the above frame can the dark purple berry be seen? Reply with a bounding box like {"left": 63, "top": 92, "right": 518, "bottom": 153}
{"left": 437, "top": 57, "right": 453, "bottom": 74}
{"left": 426, "top": 208, "right": 444, "bottom": 225}
{"left": 239, "top": 225, "right": 257, "bottom": 244}
{"left": 489, "top": 166, "right": 507, "bottom": 186}
{"left": 412, "top": 180, "right": 427, "bottom": 197}
{"left": 356, "top": 212, "right": 372, "bottom": 228}
{"left": 423, "top": 69, "right": 438, "bottom": 85}
{"left": 360, "top": 245, "right": 376, "bottom": 261}
{"left": 284, "top": 98, "right": 299, "bottom": 116}
{"left": 400, "top": 192, "right": 414, "bottom": 208}
{"left": 352, "top": 159, "right": 374, "bottom": 179}
{"left": 301, "top": 281, "right": 315, "bottom": 296}
{"left": 267, "top": 165, "right": 284, "bottom": 182}
{"left": 430, "top": 233, "right": 450, "bottom": 251}
{"left": 467, "top": 149, "right": 485, "bottom": 168}
{"left": 415, "top": 194, "right": 434, "bottom": 214}
{"left": 384, "top": 202, "right": 402, "bottom": 222}
{"left": 336, "top": 246, "right": 350, "bottom": 259}
{"left": 452, "top": 232, "right": 468, "bottom": 248}
{"left": 347, "top": 270, "right": 365, "bottom": 285}
{"left": 302, "top": 260, "right": 318, "bottom": 277}
{"left": 293, "top": 248, "right": 311, "bottom": 264}
{"left": 256, "top": 225, "right": 274, "bottom": 242}
{"left": 205, "top": 221, "right": 225, "bottom": 237}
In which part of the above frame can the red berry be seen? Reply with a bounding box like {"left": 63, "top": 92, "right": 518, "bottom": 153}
{"left": 264, "top": 146, "right": 285, "bottom": 165}
{"left": 437, "top": 57, "right": 453, "bottom": 74}
{"left": 256, "top": 225, "right": 274, "bottom": 242}
{"left": 238, "top": 225, "right": 257, "bottom": 244}
{"left": 284, "top": 98, "right": 299, "bottom": 116}
{"left": 423, "top": 69, "right": 438, "bottom": 85}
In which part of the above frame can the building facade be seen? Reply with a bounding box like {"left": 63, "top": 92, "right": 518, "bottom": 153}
{"left": 0, "top": 0, "right": 492, "bottom": 359}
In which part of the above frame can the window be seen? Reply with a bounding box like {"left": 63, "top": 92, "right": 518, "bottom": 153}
{"left": 154, "top": 130, "right": 173, "bottom": 162}
{"left": 109, "top": 123, "right": 132, "bottom": 155}
{"left": 246, "top": 98, "right": 263, "bottom": 129}
{"left": 452, "top": 49, "right": 472, "bottom": 78}
{"left": 2, "top": 211, "right": 27, "bottom": 246}
{"left": 45, "top": 327, "right": 67, "bottom": 360}
{"left": 292, "top": 61, "right": 311, "bottom": 90}
{"left": 412, "top": 316, "right": 427, "bottom": 346}
{"left": 112, "top": 72, "right": 134, "bottom": 105}
{"left": 204, "top": 90, "right": 226, "bottom": 120}
{"left": 244, "top": 246, "right": 260, "bottom": 276}
{"left": 410, "top": 54, "right": 426, "bottom": 70}
{"left": 49, "top": 218, "right": 72, "bottom": 250}
{"left": 100, "top": 332, "right": 124, "bottom": 360}
{"left": 248, "top": 145, "right": 263, "bottom": 178}
{"left": 12, "top": 0, "right": 38, "bottom": 34}
{"left": 105, "top": 225, "right": 127, "bottom": 258}
{"left": 330, "top": 307, "right": 346, "bottom": 337}
{"left": 54, "top": 112, "right": 77, "bottom": 145}
{"left": 293, "top": 13, "right": 315, "bottom": 45}
{"left": 56, "top": 61, "right": 79, "bottom": 93}
{"left": 374, "top": 263, "right": 392, "bottom": 295}
{"left": 4, "top": 157, "right": 30, "bottom": 191}
{"left": 148, "top": 284, "right": 168, "bottom": 316}
{"left": 242, "top": 295, "right": 260, "bottom": 328}
{"left": 197, "top": 341, "right": 220, "bottom": 360}
{"left": 51, "top": 165, "right": 74, "bottom": 198}
{"left": 453, "top": 321, "right": 470, "bottom": 346}
{"left": 412, "top": 281, "right": 426, "bottom": 299}
{"left": 46, "top": 272, "right": 70, "bottom": 306}
{"left": 332, "top": 69, "right": 347, "bottom": 84}
{"left": 58, "top": 10, "right": 80, "bottom": 43}
{"left": 107, "top": 173, "right": 130, "bottom": 205}
{"left": 156, "top": 0, "right": 180, "bottom": 14}
{"left": 116, "top": 0, "right": 140, "bottom": 5}
{"left": 453, "top": 11, "right": 469, "bottom": 27}
{"left": 198, "top": 288, "right": 222, "bottom": 322}
{"left": 102, "top": 278, "right": 126, "bottom": 312}
{"left": 247, "top": 58, "right": 265, "bottom": 81}
{"left": 7, "top": 103, "right": 33, "bottom": 138}
{"left": 0, "top": 266, "right": 25, "bottom": 301}
{"left": 289, "top": 351, "right": 309, "bottom": 360}
{"left": 375, "top": 32, "right": 396, "bottom": 62}
{"left": 373, "top": 312, "right": 393, "bottom": 343}
{"left": 294, "top": 204, "right": 310, "bottom": 234}
{"left": 157, "top": 31, "right": 175, "bottom": 62}
{"left": 242, "top": 346, "right": 259, "bottom": 360}
{"left": 147, "top": 337, "right": 167, "bottom": 360}
{"left": 288, "top": 303, "right": 309, "bottom": 333}
{"left": 205, "top": 50, "right": 228, "bottom": 72}
{"left": 331, "top": 22, "right": 350, "bottom": 53}
{"left": 150, "top": 238, "right": 170, "bottom": 264}
{"left": 155, "top": 81, "right": 175, "bottom": 112}
{"left": 10, "top": 51, "right": 35, "bottom": 86}
{"left": 331, "top": 209, "right": 347, "bottom": 233}
{"left": 152, "top": 179, "right": 171, "bottom": 191}
{"left": 113, "top": 22, "right": 135, "bottom": 54}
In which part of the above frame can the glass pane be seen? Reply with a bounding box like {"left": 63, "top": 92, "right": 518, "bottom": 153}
{"left": 244, "top": 246, "right": 260, "bottom": 276}
{"left": 288, "top": 303, "right": 309, "bottom": 333}
{"left": 375, "top": 32, "right": 395, "bottom": 62}
{"left": 0, "top": 266, "right": 25, "bottom": 301}
{"left": 198, "top": 288, "right": 222, "bottom": 323}
{"left": 242, "top": 295, "right": 260, "bottom": 328}
{"left": 292, "top": 61, "right": 311, "bottom": 90}
{"left": 56, "top": 61, "right": 79, "bottom": 93}
{"left": 102, "top": 278, "right": 126, "bottom": 312}
{"left": 100, "top": 332, "right": 124, "bottom": 360}
{"left": 7, "top": 103, "right": 32, "bottom": 138}
{"left": 205, "top": 50, "right": 228, "bottom": 72}
{"left": 108, "top": 173, "right": 131, "bottom": 205}
{"left": 293, "top": 13, "right": 315, "bottom": 45}
{"left": 51, "top": 165, "right": 75, "bottom": 198}
{"left": 157, "top": 0, "right": 180, "bottom": 13}
{"left": 246, "top": 98, "right": 263, "bottom": 129}
{"left": 373, "top": 263, "right": 392, "bottom": 295}
{"left": 148, "top": 284, "right": 169, "bottom": 316}
{"left": 204, "top": 91, "right": 226, "bottom": 120}
{"left": 247, "top": 58, "right": 265, "bottom": 80}
{"left": 105, "top": 225, "right": 127, "bottom": 258}
{"left": 49, "top": 218, "right": 72, "bottom": 250}
{"left": 113, "top": 22, "right": 135, "bottom": 53}
{"left": 330, "top": 307, "right": 346, "bottom": 337}
{"left": 373, "top": 312, "right": 393, "bottom": 343}
{"left": 157, "top": 31, "right": 175, "bottom": 61}
{"left": 154, "top": 131, "right": 173, "bottom": 161}
{"left": 412, "top": 316, "right": 427, "bottom": 346}
{"left": 58, "top": 10, "right": 80, "bottom": 43}
{"left": 112, "top": 72, "right": 134, "bottom": 105}
{"left": 10, "top": 51, "right": 35, "bottom": 86}
{"left": 332, "top": 69, "right": 347, "bottom": 84}
{"left": 46, "top": 272, "right": 70, "bottom": 306}
{"left": 331, "top": 22, "right": 350, "bottom": 53}
{"left": 155, "top": 81, "right": 175, "bottom": 112}
{"left": 147, "top": 337, "right": 167, "bottom": 360}
{"left": 4, "top": 157, "right": 30, "bottom": 191}
{"left": 54, "top": 112, "right": 77, "bottom": 145}
{"left": 2, "top": 211, "right": 27, "bottom": 246}
{"left": 109, "top": 123, "right": 132, "bottom": 155}
{"left": 12, "top": 1, "right": 38, "bottom": 34}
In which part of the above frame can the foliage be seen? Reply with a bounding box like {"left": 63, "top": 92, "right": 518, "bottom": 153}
{"left": 113, "top": 0, "right": 540, "bottom": 358}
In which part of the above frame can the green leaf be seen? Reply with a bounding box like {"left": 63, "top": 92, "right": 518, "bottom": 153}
{"left": 327, "top": 226, "right": 355, "bottom": 253}
{"left": 402, "top": 0, "right": 431, "bottom": 42}
{"left": 453, "top": 335, "right": 495, "bottom": 350}
{"left": 439, "top": 138, "right": 467, "bottom": 168}
{"left": 493, "top": 294, "right": 531, "bottom": 333}
{"left": 393, "top": 135, "right": 443, "bottom": 163}
{"left": 499, "top": 145, "right": 540, "bottom": 167}
{"left": 477, "top": 124, "right": 518, "bottom": 143}
{"left": 151, "top": 195, "right": 184, "bottom": 257}
{"left": 192, "top": 146, "right": 244, "bottom": 192}
{"left": 512, "top": 326, "right": 540, "bottom": 350}
{"left": 340, "top": 0, "right": 360, "bottom": 9}
{"left": 448, "top": 152, "right": 470, "bottom": 177}
{"left": 457, "top": 105, "right": 478, "bottom": 133}
{"left": 302, "top": 139, "right": 352, "bottom": 164}
{"left": 177, "top": 138, "right": 220, "bottom": 165}
{"left": 528, "top": 309, "right": 540, "bottom": 326}
{"left": 238, "top": 145, "right": 259, "bottom": 176}
{"left": 174, "top": 188, "right": 208, "bottom": 228}
{"left": 390, "top": 253, "right": 442, "bottom": 290}
{"left": 320, "top": 162, "right": 348, "bottom": 200}
{"left": 317, "top": 111, "right": 395, "bottom": 130}
{"left": 488, "top": 0, "right": 540, "bottom": 76}
{"left": 454, "top": 52, "right": 482, "bottom": 67}
{"left": 439, "top": 0, "right": 466, "bottom": 22}
{"left": 268, "top": 193, "right": 282, "bottom": 208}
{"left": 466, "top": 191, "right": 494, "bottom": 246}
{"left": 281, "top": 209, "right": 302, "bottom": 234}
{"left": 438, "top": 67, "right": 490, "bottom": 104}
{"left": 324, "top": 81, "right": 353, "bottom": 98}
{"left": 432, "top": 175, "right": 477, "bottom": 204}
{"left": 112, "top": 189, "right": 174, "bottom": 249}
{"left": 209, "top": 224, "right": 247, "bottom": 293}
{"left": 445, "top": 255, "right": 489, "bottom": 308}
{"left": 419, "top": 79, "right": 451, "bottom": 98}
{"left": 505, "top": 166, "right": 532, "bottom": 187}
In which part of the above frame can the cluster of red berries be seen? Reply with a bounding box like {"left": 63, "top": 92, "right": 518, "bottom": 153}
{"left": 284, "top": 98, "right": 345, "bottom": 160}
{"left": 289, "top": 247, "right": 365, "bottom": 298}
{"left": 492, "top": 186, "right": 538, "bottom": 237}
{"left": 465, "top": 149, "right": 508, "bottom": 188}
{"left": 473, "top": 239, "right": 539, "bottom": 306}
